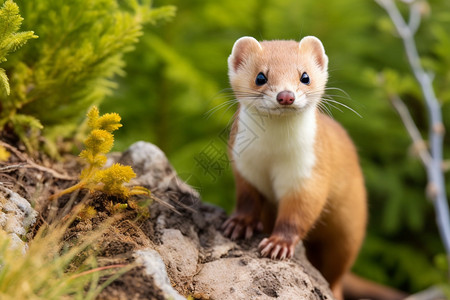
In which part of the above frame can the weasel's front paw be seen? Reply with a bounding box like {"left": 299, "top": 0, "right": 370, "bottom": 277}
{"left": 222, "top": 214, "right": 263, "bottom": 240}
{"left": 258, "top": 234, "right": 299, "bottom": 260}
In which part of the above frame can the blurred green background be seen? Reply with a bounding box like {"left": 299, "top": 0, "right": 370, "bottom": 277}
{"left": 2, "top": 0, "right": 448, "bottom": 295}
{"left": 101, "top": 0, "right": 450, "bottom": 293}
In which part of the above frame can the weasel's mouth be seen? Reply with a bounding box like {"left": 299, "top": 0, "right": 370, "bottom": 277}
{"left": 249, "top": 105, "right": 304, "bottom": 117}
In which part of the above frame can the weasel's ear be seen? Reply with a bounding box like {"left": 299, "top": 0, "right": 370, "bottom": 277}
{"left": 299, "top": 36, "right": 328, "bottom": 71}
{"left": 228, "top": 36, "right": 262, "bottom": 72}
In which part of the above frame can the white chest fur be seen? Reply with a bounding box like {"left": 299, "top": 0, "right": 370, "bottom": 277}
{"left": 233, "top": 107, "right": 317, "bottom": 202}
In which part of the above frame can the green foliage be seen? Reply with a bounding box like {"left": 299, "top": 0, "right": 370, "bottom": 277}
{"left": 0, "top": 0, "right": 175, "bottom": 152}
{"left": 0, "top": 0, "right": 36, "bottom": 96}
{"left": 0, "top": 0, "right": 38, "bottom": 151}
{"left": 103, "top": 0, "right": 450, "bottom": 293}
{"left": 53, "top": 106, "right": 151, "bottom": 200}
{"left": 354, "top": 234, "right": 447, "bottom": 292}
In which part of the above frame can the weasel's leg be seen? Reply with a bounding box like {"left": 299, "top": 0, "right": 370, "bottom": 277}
{"left": 222, "top": 171, "right": 264, "bottom": 240}
{"left": 258, "top": 188, "right": 327, "bottom": 260}
{"left": 305, "top": 193, "right": 366, "bottom": 300}
{"left": 305, "top": 238, "right": 351, "bottom": 300}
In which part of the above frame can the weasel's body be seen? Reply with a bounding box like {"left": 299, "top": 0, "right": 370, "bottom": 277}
{"left": 222, "top": 37, "right": 367, "bottom": 300}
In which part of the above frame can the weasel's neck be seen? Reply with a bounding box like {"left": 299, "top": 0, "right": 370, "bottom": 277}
{"left": 237, "top": 106, "right": 318, "bottom": 146}
{"left": 234, "top": 106, "right": 318, "bottom": 200}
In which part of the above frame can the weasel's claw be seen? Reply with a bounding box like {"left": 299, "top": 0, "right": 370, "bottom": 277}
{"left": 231, "top": 223, "right": 243, "bottom": 240}
{"left": 271, "top": 245, "right": 282, "bottom": 259}
{"left": 257, "top": 222, "right": 263, "bottom": 232}
{"left": 260, "top": 241, "right": 274, "bottom": 257}
{"left": 222, "top": 215, "right": 262, "bottom": 240}
{"left": 221, "top": 218, "right": 232, "bottom": 230}
{"left": 245, "top": 226, "right": 254, "bottom": 239}
{"left": 279, "top": 247, "right": 288, "bottom": 260}
{"left": 223, "top": 220, "right": 235, "bottom": 237}
{"left": 258, "top": 235, "right": 298, "bottom": 260}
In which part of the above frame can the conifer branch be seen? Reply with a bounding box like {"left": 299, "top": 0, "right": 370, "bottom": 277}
{"left": 0, "top": 0, "right": 36, "bottom": 96}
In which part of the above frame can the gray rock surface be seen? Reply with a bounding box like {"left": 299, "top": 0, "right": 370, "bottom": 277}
{"left": 112, "top": 141, "right": 335, "bottom": 300}
{"left": 0, "top": 184, "right": 38, "bottom": 253}
{"left": 134, "top": 249, "right": 186, "bottom": 300}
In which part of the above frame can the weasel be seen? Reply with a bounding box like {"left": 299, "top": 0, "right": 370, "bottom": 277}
{"left": 222, "top": 36, "right": 367, "bottom": 300}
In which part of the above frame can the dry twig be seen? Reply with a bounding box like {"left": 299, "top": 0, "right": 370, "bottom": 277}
{"left": 0, "top": 141, "right": 75, "bottom": 181}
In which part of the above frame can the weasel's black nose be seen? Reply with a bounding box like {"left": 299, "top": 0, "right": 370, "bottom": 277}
{"left": 276, "top": 91, "right": 295, "bottom": 105}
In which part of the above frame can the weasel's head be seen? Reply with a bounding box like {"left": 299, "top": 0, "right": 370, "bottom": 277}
{"left": 228, "top": 36, "right": 328, "bottom": 116}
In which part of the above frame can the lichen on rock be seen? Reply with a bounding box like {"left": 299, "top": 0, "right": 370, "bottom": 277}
{"left": 0, "top": 184, "right": 38, "bottom": 253}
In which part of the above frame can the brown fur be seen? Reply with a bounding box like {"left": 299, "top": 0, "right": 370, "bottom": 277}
{"left": 228, "top": 110, "right": 367, "bottom": 299}
{"left": 222, "top": 37, "right": 368, "bottom": 300}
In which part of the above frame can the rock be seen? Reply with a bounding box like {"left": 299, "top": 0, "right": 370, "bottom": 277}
{"left": 193, "top": 256, "right": 327, "bottom": 300}
{"left": 0, "top": 184, "right": 38, "bottom": 253}
{"left": 156, "top": 229, "right": 199, "bottom": 280}
{"left": 117, "top": 141, "right": 199, "bottom": 199}
{"left": 111, "top": 141, "right": 335, "bottom": 300}
{"left": 134, "top": 249, "right": 186, "bottom": 300}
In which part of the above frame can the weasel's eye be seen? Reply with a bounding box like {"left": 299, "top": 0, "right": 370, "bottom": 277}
{"left": 300, "top": 72, "right": 310, "bottom": 85}
{"left": 255, "top": 72, "right": 268, "bottom": 86}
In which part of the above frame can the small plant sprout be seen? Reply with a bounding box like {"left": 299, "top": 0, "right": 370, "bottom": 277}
{"left": 0, "top": 146, "right": 10, "bottom": 161}
{"left": 51, "top": 106, "right": 151, "bottom": 200}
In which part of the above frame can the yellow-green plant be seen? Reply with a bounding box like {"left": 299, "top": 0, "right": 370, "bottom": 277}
{"left": 52, "top": 106, "right": 150, "bottom": 200}
{"left": 0, "top": 217, "right": 128, "bottom": 300}
{"left": 0, "top": 0, "right": 39, "bottom": 151}
{"left": 0, "top": 145, "right": 9, "bottom": 161}
{"left": 0, "top": 0, "right": 37, "bottom": 96}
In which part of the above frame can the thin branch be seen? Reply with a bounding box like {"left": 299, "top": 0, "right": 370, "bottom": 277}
{"left": 0, "top": 141, "right": 76, "bottom": 181}
{"left": 408, "top": 2, "right": 422, "bottom": 35}
{"left": 69, "top": 264, "right": 128, "bottom": 280}
{"left": 405, "top": 286, "right": 447, "bottom": 300}
{"left": 390, "top": 95, "right": 431, "bottom": 167}
{"left": 0, "top": 163, "right": 27, "bottom": 172}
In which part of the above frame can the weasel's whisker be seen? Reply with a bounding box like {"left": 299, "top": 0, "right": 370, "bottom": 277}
{"left": 321, "top": 100, "right": 343, "bottom": 114}
{"left": 221, "top": 100, "right": 239, "bottom": 119}
{"left": 317, "top": 102, "right": 334, "bottom": 118}
{"left": 205, "top": 99, "right": 238, "bottom": 119}
{"left": 324, "top": 87, "right": 351, "bottom": 99}
{"left": 322, "top": 99, "right": 362, "bottom": 118}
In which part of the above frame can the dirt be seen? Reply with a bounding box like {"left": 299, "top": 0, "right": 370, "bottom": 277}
{"left": 98, "top": 266, "right": 166, "bottom": 300}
